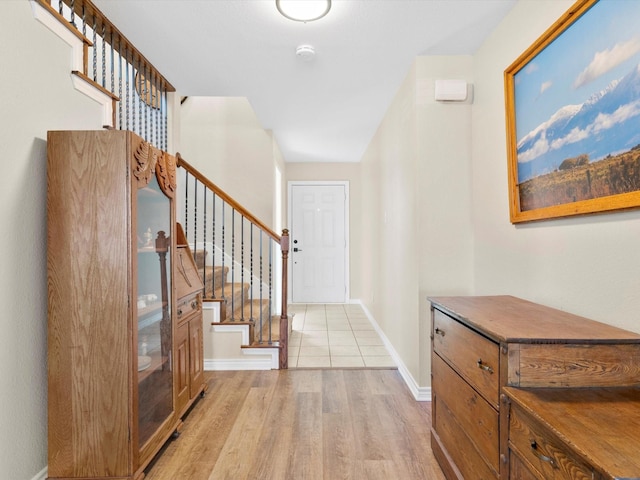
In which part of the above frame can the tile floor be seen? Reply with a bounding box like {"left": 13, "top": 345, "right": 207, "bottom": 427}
{"left": 287, "top": 303, "right": 397, "bottom": 369}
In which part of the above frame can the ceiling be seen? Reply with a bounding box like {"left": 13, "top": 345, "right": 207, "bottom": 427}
{"left": 94, "top": 0, "right": 516, "bottom": 163}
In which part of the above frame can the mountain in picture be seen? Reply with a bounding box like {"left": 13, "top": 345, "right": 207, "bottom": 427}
{"left": 517, "top": 63, "right": 640, "bottom": 183}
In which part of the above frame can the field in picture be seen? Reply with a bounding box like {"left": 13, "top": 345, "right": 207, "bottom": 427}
{"left": 519, "top": 146, "right": 640, "bottom": 211}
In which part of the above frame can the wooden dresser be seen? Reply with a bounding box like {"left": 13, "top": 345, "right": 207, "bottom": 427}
{"left": 504, "top": 386, "right": 640, "bottom": 480}
{"left": 428, "top": 295, "right": 640, "bottom": 480}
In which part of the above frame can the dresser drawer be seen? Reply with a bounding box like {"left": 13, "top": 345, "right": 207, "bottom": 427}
{"left": 508, "top": 403, "right": 596, "bottom": 480}
{"left": 432, "top": 352, "right": 499, "bottom": 475}
{"left": 509, "top": 451, "right": 539, "bottom": 480}
{"left": 432, "top": 308, "right": 499, "bottom": 407}
{"left": 433, "top": 396, "right": 498, "bottom": 480}
{"left": 177, "top": 294, "right": 201, "bottom": 324}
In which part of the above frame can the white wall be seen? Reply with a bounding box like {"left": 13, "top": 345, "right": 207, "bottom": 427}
{"left": 179, "top": 97, "right": 279, "bottom": 227}
{"left": 472, "top": 0, "right": 640, "bottom": 333}
{"left": 415, "top": 56, "right": 474, "bottom": 385}
{"left": 361, "top": 60, "right": 422, "bottom": 383}
{"left": 272, "top": 133, "right": 287, "bottom": 234}
{"left": 0, "top": 2, "right": 105, "bottom": 478}
{"left": 359, "top": 57, "right": 474, "bottom": 387}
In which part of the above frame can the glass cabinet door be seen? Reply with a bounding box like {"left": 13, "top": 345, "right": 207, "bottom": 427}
{"left": 136, "top": 174, "right": 173, "bottom": 448}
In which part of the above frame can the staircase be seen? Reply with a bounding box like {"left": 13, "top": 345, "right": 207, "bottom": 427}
{"left": 194, "top": 251, "right": 291, "bottom": 348}
{"left": 178, "top": 154, "right": 290, "bottom": 368}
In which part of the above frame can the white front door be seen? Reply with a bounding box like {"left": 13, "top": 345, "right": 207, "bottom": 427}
{"left": 290, "top": 183, "right": 347, "bottom": 303}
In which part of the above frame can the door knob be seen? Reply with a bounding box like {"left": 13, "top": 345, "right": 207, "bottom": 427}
{"left": 293, "top": 248, "right": 302, "bottom": 252}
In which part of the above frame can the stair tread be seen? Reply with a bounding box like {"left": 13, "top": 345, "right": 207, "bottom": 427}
{"left": 198, "top": 265, "right": 228, "bottom": 272}
{"left": 198, "top": 265, "right": 229, "bottom": 284}
{"left": 244, "top": 341, "right": 281, "bottom": 348}
{"left": 214, "top": 319, "right": 254, "bottom": 326}
{"left": 205, "top": 282, "right": 249, "bottom": 298}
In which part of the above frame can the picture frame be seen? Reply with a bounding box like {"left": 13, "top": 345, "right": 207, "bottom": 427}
{"left": 505, "top": 0, "right": 640, "bottom": 223}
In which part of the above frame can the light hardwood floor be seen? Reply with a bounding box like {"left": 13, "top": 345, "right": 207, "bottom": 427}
{"left": 144, "top": 369, "right": 446, "bottom": 480}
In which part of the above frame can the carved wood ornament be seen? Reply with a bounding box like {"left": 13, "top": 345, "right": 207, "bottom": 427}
{"left": 132, "top": 139, "right": 177, "bottom": 198}
{"left": 133, "top": 140, "right": 158, "bottom": 188}
{"left": 156, "top": 152, "right": 177, "bottom": 198}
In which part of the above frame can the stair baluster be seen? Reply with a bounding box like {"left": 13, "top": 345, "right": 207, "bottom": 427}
{"left": 268, "top": 236, "right": 273, "bottom": 344}
{"left": 212, "top": 193, "right": 217, "bottom": 298}
{"left": 203, "top": 186, "right": 208, "bottom": 297}
{"left": 193, "top": 174, "right": 198, "bottom": 280}
{"left": 241, "top": 215, "right": 245, "bottom": 320}
{"left": 250, "top": 223, "right": 254, "bottom": 322}
{"left": 125, "top": 47, "right": 130, "bottom": 130}
{"left": 101, "top": 23, "right": 106, "bottom": 88}
{"left": 118, "top": 44, "right": 123, "bottom": 129}
{"left": 110, "top": 29, "right": 114, "bottom": 108}
{"left": 259, "top": 230, "right": 264, "bottom": 343}
{"left": 221, "top": 200, "right": 226, "bottom": 318}
{"left": 69, "top": 0, "right": 75, "bottom": 27}
{"left": 92, "top": 14, "right": 97, "bottom": 81}
{"left": 231, "top": 208, "right": 235, "bottom": 319}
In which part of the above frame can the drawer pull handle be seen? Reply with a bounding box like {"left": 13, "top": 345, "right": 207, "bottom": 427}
{"left": 530, "top": 440, "right": 556, "bottom": 468}
{"left": 434, "top": 328, "right": 446, "bottom": 337}
{"left": 476, "top": 359, "right": 494, "bottom": 374}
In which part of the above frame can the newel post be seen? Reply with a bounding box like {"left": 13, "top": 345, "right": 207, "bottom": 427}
{"left": 279, "top": 229, "right": 290, "bottom": 369}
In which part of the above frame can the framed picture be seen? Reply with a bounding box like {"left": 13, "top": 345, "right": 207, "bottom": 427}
{"left": 505, "top": 0, "right": 640, "bottom": 223}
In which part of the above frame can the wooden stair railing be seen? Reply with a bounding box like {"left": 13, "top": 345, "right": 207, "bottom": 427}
{"left": 177, "top": 154, "right": 289, "bottom": 369}
{"left": 34, "top": 0, "right": 174, "bottom": 150}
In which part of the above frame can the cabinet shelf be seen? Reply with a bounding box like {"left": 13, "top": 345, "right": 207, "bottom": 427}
{"left": 137, "top": 351, "right": 169, "bottom": 383}
{"left": 138, "top": 300, "right": 163, "bottom": 317}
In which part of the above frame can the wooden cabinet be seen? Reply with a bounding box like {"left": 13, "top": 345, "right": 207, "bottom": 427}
{"left": 429, "top": 295, "right": 640, "bottom": 480}
{"left": 175, "top": 223, "right": 206, "bottom": 417}
{"left": 504, "top": 386, "right": 640, "bottom": 480}
{"left": 175, "top": 308, "right": 205, "bottom": 415}
{"left": 47, "top": 130, "right": 185, "bottom": 480}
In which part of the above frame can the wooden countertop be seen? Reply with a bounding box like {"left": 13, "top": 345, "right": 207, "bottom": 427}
{"left": 428, "top": 295, "right": 640, "bottom": 344}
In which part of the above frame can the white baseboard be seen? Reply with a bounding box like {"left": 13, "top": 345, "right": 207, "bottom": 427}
{"left": 31, "top": 467, "right": 47, "bottom": 480}
{"left": 355, "top": 300, "right": 432, "bottom": 402}
{"left": 204, "top": 347, "right": 278, "bottom": 371}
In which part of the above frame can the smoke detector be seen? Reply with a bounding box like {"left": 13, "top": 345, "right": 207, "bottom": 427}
{"left": 296, "top": 45, "right": 316, "bottom": 62}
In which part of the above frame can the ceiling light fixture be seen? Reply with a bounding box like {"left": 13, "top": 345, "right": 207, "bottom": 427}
{"left": 276, "top": 0, "right": 331, "bottom": 22}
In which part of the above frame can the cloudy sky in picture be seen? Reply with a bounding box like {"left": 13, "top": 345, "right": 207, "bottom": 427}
{"left": 515, "top": 0, "right": 640, "bottom": 183}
